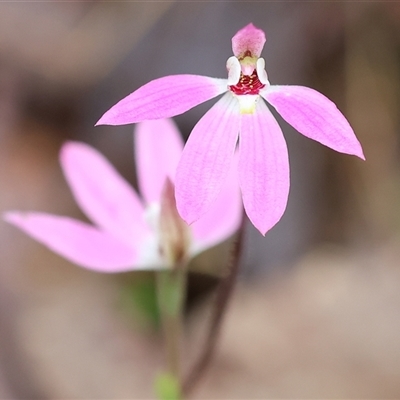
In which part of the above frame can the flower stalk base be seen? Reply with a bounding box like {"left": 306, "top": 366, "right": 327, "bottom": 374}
{"left": 155, "top": 266, "right": 187, "bottom": 397}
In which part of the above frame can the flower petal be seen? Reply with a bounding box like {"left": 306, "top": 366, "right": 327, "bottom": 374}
{"left": 190, "top": 153, "right": 242, "bottom": 254}
{"left": 263, "top": 85, "right": 365, "bottom": 159}
{"left": 232, "top": 23, "right": 266, "bottom": 58}
{"left": 175, "top": 93, "right": 241, "bottom": 225}
{"left": 4, "top": 212, "right": 138, "bottom": 272}
{"left": 239, "top": 99, "right": 290, "bottom": 235}
{"left": 96, "top": 75, "right": 228, "bottom": 126}
{"left": 135, "top": 119, "right": 183, "bottom": 204}
{"left": 226, "top": 56, "right": 241, "bottom": 85}
{"left": 60, "top": 141, "right": 149, "bottom": 243}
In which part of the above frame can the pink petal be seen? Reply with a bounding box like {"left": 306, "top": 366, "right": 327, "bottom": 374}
{"left": 135, "top": 119, "right": 183, "bottom": 204}
{"left": 60, "top": 141, "right": 149, "bottom": 243}
{"left": 263, "top": 85, "right": 365, "bottom": 159}
{"left": 96, "top": 75, "right": 228, "bottom": 126}
{"left": 232, "top": 23, "right": 266, "bottom": 58}
{"left": 4, "top": 212, "right": 138, "bottom": 272}
{"left": 239, "top": 99, "right": 290, "bottom": 235}
{"left": 190, "top": 153, "right": 242, "bottom": 253}
{"left": 175, "top": 93, "right": 241, "bottom": 225}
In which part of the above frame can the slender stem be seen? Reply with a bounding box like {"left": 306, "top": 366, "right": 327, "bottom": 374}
{"left": 182, "top": 210, "right": 247, "bottom": 396}
{"left": 156, "top": 267, "right": 187, "bottom": 387}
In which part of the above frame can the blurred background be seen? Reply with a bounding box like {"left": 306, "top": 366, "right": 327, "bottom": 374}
{"left": 1, "top": 1, "right": 400, "bottom": 398}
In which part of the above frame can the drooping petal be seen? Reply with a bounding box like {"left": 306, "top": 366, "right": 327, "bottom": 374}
{"left": 96, "top": 75, "right": 228, "bottom": 126}
{"left": 239, "top": 99, "right": 290, "bottom": 235}
{"left": 191, "top": 153, "right": 242, "bottom": 254}
{"left": 135, "top": 119, "right": 183, "bottom": 204}
{"left": 4, "top": 212, "right": 138, "bottom": 272}
{"left": 175, "top": 93, "right": 241, "bottom": 225}
{"left": 60, "top": 141, "right": 150, "bottom": 243}
{"left": 232, "top": 23, "right": 266, "bottom": 58}
{"left": 263, "top": 85, "right": 365, "bottom": 159}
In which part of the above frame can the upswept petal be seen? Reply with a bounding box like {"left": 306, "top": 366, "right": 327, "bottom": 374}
{"left": 263, "top": 85, "right": 365, "bottom": 159}
{"left": 60, "top": 142, "right": 149, "bottom": 243}
{"left": 232, "top": 23, "right": 266, "bottom": 58}
{"left": 175, "top": 93, "right": 241, "bottom": 225}
{"left": 239, "top": 99, "right": 290, "bottom": 235}
{"left": 135, "top": 119, "right": 183, "bottom": 204}
{"left": 96, "top": 75, "right": 228, "bottom": 126}
{"left": 4, "top": 212, "right": 138, "bottom": 272}
{"left": 190, "top": 153, "right": 242, "bottom": 254}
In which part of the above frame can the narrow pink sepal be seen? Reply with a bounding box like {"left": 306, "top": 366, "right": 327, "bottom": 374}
{"left": 263, "top": 85, "right": 365, "bottom": 159}
{"left": 60, "top": 141, "right": 149, "bottom": 243}
{"left": 4, "top": 212, "right": 137, "bottom": 272}
{"left": 135, "top": 119, "right": 183, "bottom": 204}
{"left": 191, "top": 153, "right": 242, "bottom": 253}
{"left": 239, "top": 100, "right": 290, "bottom": 236}
{"left": 232, "top": 23, "right": 266, "bottom": 58}
{"left": 175, "top": 93, "right": 240, "bottom": 225}
{"left": 96, "top": 75, "right": 228, "bottom": 126}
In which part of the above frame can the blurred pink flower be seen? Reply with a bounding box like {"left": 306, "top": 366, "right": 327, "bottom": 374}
{"left": 4, "top": 119, "right": 242, "bottom": 272}
{"left": 97, "top": 23, "right": 364, "bottom": 235}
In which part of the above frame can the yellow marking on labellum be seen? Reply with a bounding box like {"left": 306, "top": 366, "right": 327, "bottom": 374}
{"left": 236, "top": 94, "right": 258, "bottom": 114}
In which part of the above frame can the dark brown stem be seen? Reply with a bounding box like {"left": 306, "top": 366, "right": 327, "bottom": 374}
{"left": 182, "top": 210, "right": 247, "bottom": 397}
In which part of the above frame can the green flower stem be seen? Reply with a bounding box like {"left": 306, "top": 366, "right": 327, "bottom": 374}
{"left": 156, "top": 265, "right": 187, "bottom": 393}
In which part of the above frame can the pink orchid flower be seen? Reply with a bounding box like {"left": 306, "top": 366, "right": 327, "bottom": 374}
{"left": 97, "top": 23, "right": 364, "bottom": 235}
{"left": 4, "top": 119, "right": 242, "bottom": 272}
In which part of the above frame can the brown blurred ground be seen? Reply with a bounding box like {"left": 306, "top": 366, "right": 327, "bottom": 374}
{"left": 1, "top": 2, "right": 400, "bottom": 399}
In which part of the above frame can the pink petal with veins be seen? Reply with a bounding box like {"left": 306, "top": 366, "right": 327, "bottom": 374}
{"left": 239, "top": 100, "right": 290, "bottom": 235}
{"left": 175, "top": 93, "right": 241, "bottom": 225}
{"left": 232, "top": 23, "right": 266, "bottom": 58}
{"left": 191, "top": 153, "right": 242, "bottom": 253}
{"left": 263, "top": 85, "right": 365, "bottom": 159}
{"left": 4, "top": 212, "right": 137, "bottom": 272}
{"left": 135, "top": 119, "right": 183, "bottom": 204}
{"left": 96, "top": 75, "right": 228, "bottom": 126}
{"left": 60, "top": 141, "right": 149, "bottom": 243}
